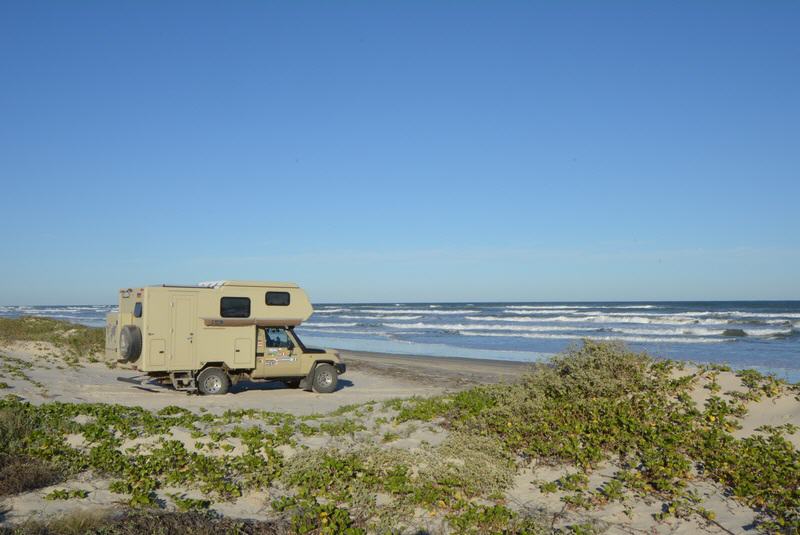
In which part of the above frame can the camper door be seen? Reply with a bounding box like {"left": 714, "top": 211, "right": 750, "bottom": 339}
{"left": 170, "top": 292, "right": 197, "bottom": 370}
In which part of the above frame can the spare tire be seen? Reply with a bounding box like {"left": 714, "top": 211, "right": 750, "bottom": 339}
{"left": 119, "top": 325, "right": 142, "bottom": 361}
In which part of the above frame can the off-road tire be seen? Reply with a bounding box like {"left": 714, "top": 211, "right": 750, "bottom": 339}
{"left": 311, "top": 363, "right": 338, "bottom": 394}
{"left": 283, "top": 379, "right": 301, "bottom": 389}
{"left": 119, "top": 325, "right": 142, "bottom": 362}
{"left": 197, "top": 367, "right": 230, "bottom": 395}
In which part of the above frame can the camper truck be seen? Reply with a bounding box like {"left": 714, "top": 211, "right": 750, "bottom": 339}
{"left": 105, "top": 281, "right": 345, "bottom": 395}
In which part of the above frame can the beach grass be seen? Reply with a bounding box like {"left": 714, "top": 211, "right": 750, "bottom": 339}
{"left": 0, "top": 317, "right": 104, "bottom": 358}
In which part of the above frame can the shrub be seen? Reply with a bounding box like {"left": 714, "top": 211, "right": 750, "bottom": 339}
{"left": 0, "top": 407, "right": 63, "bottom": 495}
{"left": 0, "top": 510, "right": 290, "bottom": 535}
{"left": 393, "top": 340, "right": 800, "bottom": 530}
{"left": 0, "top": 457, "right": 61, "bottom": 496}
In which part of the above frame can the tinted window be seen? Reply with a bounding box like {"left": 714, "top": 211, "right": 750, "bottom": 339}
{"left": 133, "top": 302, "right": 143, "bottom": 318}
{"left": 220, "top": 297, "right": 250, "bottom": 318}
{"left": 266, "top": 291, "right": 290, "bottom": 306}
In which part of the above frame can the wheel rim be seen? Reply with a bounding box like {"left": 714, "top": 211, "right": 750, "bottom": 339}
{"left": 203, "top": 375, "right": 222, "bottom": 394}
{"left": 317, "top": 370, "right": 333, "bottom": 387}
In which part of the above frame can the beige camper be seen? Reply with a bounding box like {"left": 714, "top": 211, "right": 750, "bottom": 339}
{"left": 105, "top": 281, "right": 345, "bottom": 395}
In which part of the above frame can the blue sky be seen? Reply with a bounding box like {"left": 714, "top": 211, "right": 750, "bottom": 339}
{"left": 1, "top": 2, "right": 798, "bottom": 304}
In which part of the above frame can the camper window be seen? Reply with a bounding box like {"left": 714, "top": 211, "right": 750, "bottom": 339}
{"left": 220, "top": 297, "right": 251, "bottom": 318}
{"left": 133, "top": 302, "right": 143, "bottom": 318}
{"left": 266, "top": 291, "right": 290, "bottom": 306}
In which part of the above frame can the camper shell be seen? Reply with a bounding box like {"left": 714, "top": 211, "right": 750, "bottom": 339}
{"left": 105, "top": 281, "right": 345, "bottom": 395}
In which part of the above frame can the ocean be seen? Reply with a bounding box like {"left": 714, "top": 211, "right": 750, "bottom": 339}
{"left": 2, "top": 301, "right": 799, "bottom": 382}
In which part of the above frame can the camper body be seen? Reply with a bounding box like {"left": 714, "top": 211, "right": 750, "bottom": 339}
{"left": 105, "top": 281, "right": 345, "bottom": 395}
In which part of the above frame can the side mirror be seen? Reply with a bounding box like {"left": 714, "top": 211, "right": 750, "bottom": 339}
{"left": 287, "top": 341, "right": 295, "bottom": 351}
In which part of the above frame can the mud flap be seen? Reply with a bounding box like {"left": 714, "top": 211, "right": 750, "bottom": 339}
{"left": 299, "top": 366, "right": 316, "bottom": 391}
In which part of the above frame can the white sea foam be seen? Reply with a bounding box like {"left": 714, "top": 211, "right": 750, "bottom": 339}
{"left": 501, "top": 309, "right": 800, "bottom": 323}
{"left": 338, "top": 314, "right": 422, "bottom": 320}
{"left": 364, "top": 309, "right": 474, "bottom": 315}
{"left": 458, "top": 331, "right": 723, "bottom": 344}
{"left": 466, "top": 315, "right": 562, "bottom": 322}
{"left": 382, "top": 321, "right": 792, "bottom": 337}
{"left": 383, "top": 322, "right": 599, "bottom": 333}
{"left": 495, "top": 314, "right": 715, "bottom": 325}
{"left": 505, "top": 305, "right": 594, "bottom": 310}
{"left": 505, "top": 304, "right": 658, "bottom": 310}
{"left": 314, "top": 308, "right": 346, "bottom": 313}
{"left": 297, "top": 328, "right": 384, "bottom": 336}
{"left": 609, "top": 326, "right": 792, "bottom": 337}
{"left": 303, "top": 322, "right": 358, "bottom": 328}
{"left": 504, "top": 309, "right": 583, "bottom": 315}
{"left": 595, "top": 310, "right": 800, "bottom": 320}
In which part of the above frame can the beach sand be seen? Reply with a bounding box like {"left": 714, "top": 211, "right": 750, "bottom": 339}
{"left": 0, "top": 342, "right": 530, "bottom": 416}
{"left": 1, "top": 340, "right": 798, "bottom": 533}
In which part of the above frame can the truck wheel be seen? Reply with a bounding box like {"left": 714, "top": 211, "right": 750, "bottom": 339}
{"left": 312, "top": 363, "right": 338, "bottom": 394}
{"left": 197, "top": 367, "right": 230, "bottom": 395}
{"left": 119, "top": 325, "right": 142, "bottom": 361}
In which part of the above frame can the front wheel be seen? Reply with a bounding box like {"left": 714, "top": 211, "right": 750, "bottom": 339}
{"left": 312, "top": 363, "right": 338, "bottom": 394}
{"left": 197, "top": 367, "right": 230, "bottom": 395}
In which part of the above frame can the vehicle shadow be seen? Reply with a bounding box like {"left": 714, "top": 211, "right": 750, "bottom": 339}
{"left": 231, "top": 378, "right": 354, "bottom": 394}
{"left": 118, "top": 374, "right": 355, "bottom": 395}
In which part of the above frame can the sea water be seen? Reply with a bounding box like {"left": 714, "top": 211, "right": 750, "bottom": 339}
{"left": 2, "top": 302, "right": 798, "bottom": 382}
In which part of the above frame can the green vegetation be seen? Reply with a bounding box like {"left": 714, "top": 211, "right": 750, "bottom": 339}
{"left": 0, "top": 354, "right": 45, "bottom": 389}
{"left": 43, "top": 489, "right": 88, "bottom": 501}
{"left": 165, "top": 493, "right": 211, "bottom": 512}
{"left": 0, "top": 317, "right": 104, "bottom": 358}
{"left": 389, "top": 340, "right": 800, "bottom": 532}
{"left": 0, "top": 339, "right": 797, "bottom": 533}
{"left": 733, "top": 368, "right": 790, "bottom": 401}
{"left": 278, "top": 433, "right": 515, "bottom": 531}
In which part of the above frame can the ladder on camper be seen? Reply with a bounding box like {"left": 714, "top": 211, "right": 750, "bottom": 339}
{"left": 170, "top": 371, "right": 197, "bottom": 393}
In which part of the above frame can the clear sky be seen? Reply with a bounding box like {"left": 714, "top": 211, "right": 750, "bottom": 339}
{"left": 1, "top": 2, "right": 798, "bottom": 305}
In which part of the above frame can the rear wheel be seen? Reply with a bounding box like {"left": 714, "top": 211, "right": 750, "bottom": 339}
{"left": 197, "top": 367, "right": 230, "bottom": 395}
{"left": 312, "top": 363, "right": 338, "bottom": 394}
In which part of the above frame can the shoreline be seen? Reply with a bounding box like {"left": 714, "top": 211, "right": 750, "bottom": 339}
{"left": 336, "top": 348, "right": 536, "bottom": 388}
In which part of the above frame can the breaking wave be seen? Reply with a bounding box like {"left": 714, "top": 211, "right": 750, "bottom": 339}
{"left": 303, "top": 322, "right": 358, "bottom": 328}
{"left": 337, "top": 314, "right": 422, "bottom": 320}
{"left": 383, "top": 322, "right": 599, "bottom": 333}
{"left": 362, "top": 309, "right": 475, "bottom": 315}
{"left": 459, "top": 331, "right": 723, "bottom": 344}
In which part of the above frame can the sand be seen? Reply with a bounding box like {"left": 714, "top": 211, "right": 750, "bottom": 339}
{"left": 1, "top": 341, "right": 798, "bottom": 533}
{"left": 0, "top": 343, "right": 531, "bottom": 416}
